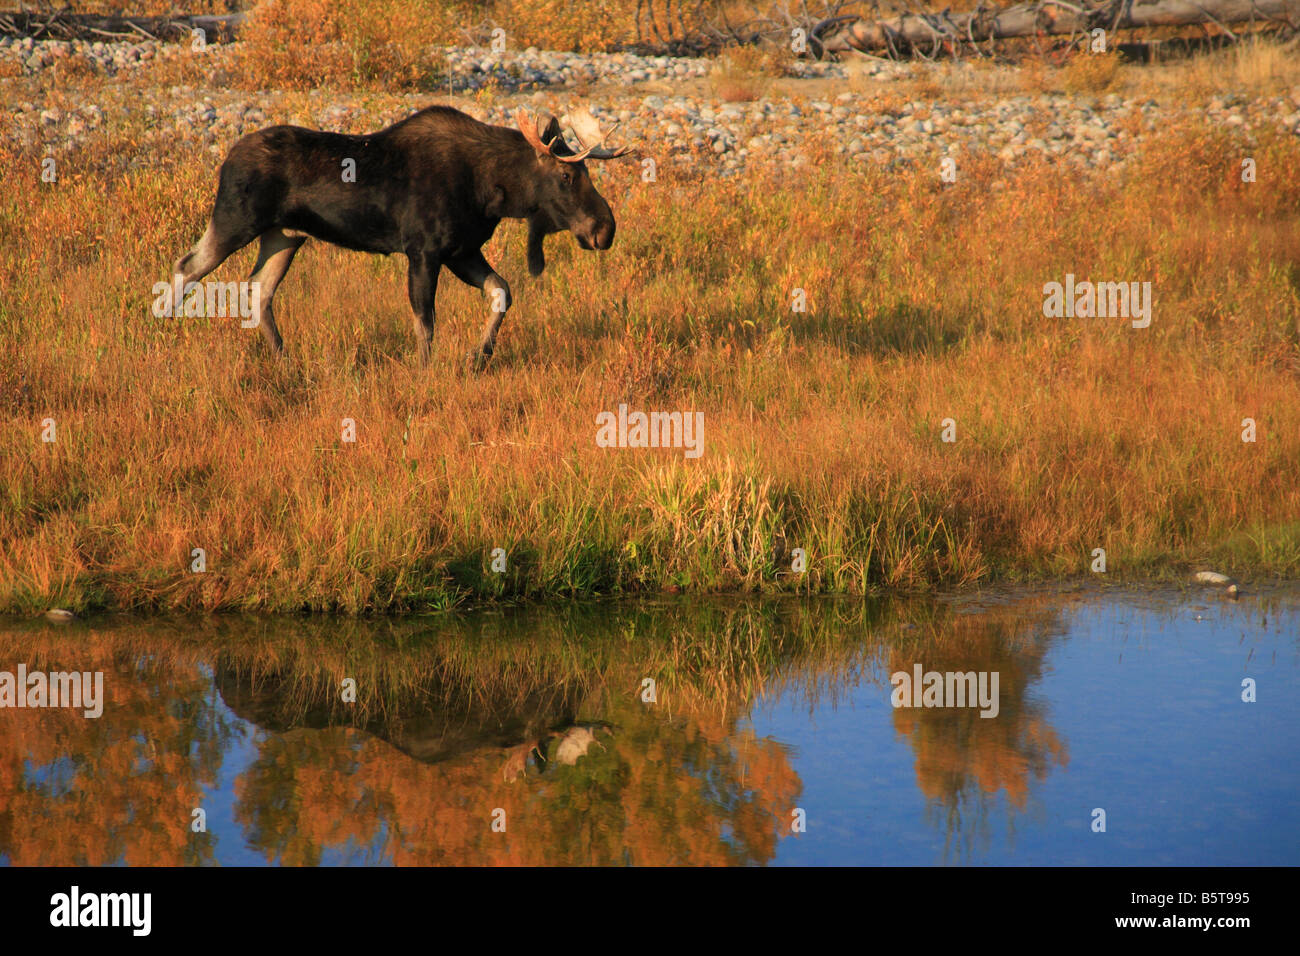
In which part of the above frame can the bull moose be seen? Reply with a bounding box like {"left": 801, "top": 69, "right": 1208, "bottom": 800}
{"left": 170, "top": 105, "right": 630, "bottom": 367}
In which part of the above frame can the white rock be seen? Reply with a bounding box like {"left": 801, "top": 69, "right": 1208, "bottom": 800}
{"left": 1194, "top": 571, "right": 1235, "bottom": 585}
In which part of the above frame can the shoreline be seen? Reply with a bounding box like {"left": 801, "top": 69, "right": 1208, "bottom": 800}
{"left": 7, "top": 572, "right": 1296, "bottom": 622}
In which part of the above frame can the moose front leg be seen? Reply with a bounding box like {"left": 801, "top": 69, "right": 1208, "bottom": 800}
{"left": 406, "top": 250, "right": 440, "bottom": 365}
{"left": 526, "top": 213, "right": 558, "bottom": 277}
{"left": 447, "top": 250, "right": 511, "bottom": 371}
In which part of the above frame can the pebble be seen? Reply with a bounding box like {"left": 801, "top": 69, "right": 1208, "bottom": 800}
{"left": 1194, "top": 570, "right": 1241, "bottom": 598}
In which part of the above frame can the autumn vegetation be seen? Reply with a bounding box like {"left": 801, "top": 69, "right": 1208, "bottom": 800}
{"left": 1, "top": 10, "right": 1299, "bottom": 615}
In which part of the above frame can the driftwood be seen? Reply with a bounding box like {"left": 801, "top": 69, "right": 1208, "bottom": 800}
{"left": 1, "top": 2, "right": 1294, "bottom": 58}
{"left": 816, "top": 0, "right": 1300, "bottom": 55}
{"left": 0, "top": 10, "right": 245, "bottom": 42}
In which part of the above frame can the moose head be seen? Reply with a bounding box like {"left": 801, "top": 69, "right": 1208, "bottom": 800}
{"left": 516, "top": 108, "right": 631, "bottom": 275}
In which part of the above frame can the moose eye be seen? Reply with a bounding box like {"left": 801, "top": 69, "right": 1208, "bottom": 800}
{"left": 561, "top": 170, "right": 572, "bottom": 186}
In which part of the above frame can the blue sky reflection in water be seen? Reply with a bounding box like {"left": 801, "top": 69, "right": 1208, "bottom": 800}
{"left": 755, "top": 594, "right": 1299, "bottom": 865}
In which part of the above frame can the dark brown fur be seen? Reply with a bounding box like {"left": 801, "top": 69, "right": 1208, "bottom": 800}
{"left": 171, "top": 105, "right": 619, "bottom": 366}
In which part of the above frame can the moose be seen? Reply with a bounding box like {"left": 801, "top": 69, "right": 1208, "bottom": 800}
{"left": 170, "top": 105, "right": 630, "bottom": 367}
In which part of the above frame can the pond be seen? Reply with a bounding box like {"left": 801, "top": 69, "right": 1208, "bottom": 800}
{"left": 1, "top": 585, "right": 1296, "bottom": 866}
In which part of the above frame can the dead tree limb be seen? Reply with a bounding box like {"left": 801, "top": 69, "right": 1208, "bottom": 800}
{"left": 817, "top": 0, "right": 1300, "bottom": 54}
{"left": 0, "top": 12, "right": 245, "bottom": 42}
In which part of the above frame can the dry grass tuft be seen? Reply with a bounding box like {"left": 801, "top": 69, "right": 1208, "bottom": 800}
{"left": 1060, "top": 51, "right": 1123, "bottom": 95}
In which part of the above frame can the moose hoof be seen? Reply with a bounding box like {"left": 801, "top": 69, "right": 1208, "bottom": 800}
{"left": 466, "top": 348, "right": 493, "bottom": 373}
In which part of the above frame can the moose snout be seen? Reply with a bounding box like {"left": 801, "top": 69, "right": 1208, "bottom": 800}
{"left": 577, "top": 219, "right": 614, "bottom": 251}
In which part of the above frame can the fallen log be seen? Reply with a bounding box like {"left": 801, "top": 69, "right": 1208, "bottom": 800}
{"left": 817, "top": 0, "right": 1300, "bottom": 54}
{"left": 0, "top": 11, "right": 245, "bottom": 42}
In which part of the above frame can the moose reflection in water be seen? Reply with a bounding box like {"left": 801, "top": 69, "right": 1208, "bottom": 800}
{"left": 215, "top": 656, "right": 616, "bottom": 784}
{"left": 0, "top": 596, "right": 1076, "bottom": 865}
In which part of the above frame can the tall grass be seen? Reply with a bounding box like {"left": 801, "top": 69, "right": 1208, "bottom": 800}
{"left": 228, "top": 0, "right": 703, "bottom": 91}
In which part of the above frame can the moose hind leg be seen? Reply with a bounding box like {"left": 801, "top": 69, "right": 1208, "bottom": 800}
{"left": 447, "top": 251, "right": 511, "bottom": 370}
{"left": 169, "top": 221, "right": 254, "bottom": 316}
{"left": 174, "top": 223, "right": 227, "bottom": 283}
{"left": 248, "top": 229, "right": 306, "bottom": 355}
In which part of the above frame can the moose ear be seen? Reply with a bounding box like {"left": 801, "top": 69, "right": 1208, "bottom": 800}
{"left": 540, "top": 116, "right": 565, "bottom": 151}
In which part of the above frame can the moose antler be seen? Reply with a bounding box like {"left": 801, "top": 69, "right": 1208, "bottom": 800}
{"left": 515, "top": 109, "right": 556, "bottom": 154}
{"left": 560, "top": 108, "right": 633, "bottom": 160}
{"left": 515, "top": 109, "right": 631, "bottom": 162}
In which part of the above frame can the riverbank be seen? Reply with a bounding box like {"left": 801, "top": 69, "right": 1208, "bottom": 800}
{"left": 5, "top": 34, "right": 1300, "bottom": 173}
{"left": 2, "top": 35, "right": 1299, "bottom": 614}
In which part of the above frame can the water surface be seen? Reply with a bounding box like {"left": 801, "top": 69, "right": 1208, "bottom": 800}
{"left": 1, "top": 586, "right": 1296, "bottom": 865}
